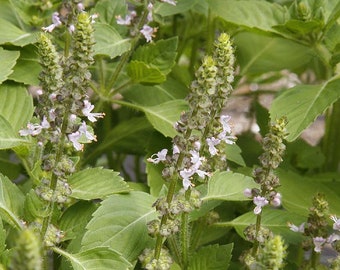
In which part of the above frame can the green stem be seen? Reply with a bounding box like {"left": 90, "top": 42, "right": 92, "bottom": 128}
{"left": 322, "top": 99, "right": 340, "bottom": 172}
{"left": 167, "top": 236, "right": 182, "bottom": 265}
{"left": 252, "top": 213, "right": 262, "bottom": 257}
{"left": 310, "top": 250, "right": 320, "bottom": 269}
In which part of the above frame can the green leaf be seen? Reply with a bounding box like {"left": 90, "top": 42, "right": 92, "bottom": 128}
{"left": 0, "top": 18, "right": 36, "bottom": 46}
{"left": 54, "top": 246, "right": 132, "bottom": 270}
{"left": 81, "top": 191, "right": 157, "bottom": 262}
{"left": 132, "top": 38, "right": 178, "bottom": 75}
{"left": 207, "top": 0, "right": 286, "bottom": 33}
{"left": 269, "top": 76, "right": 340, "bottom": 141}
{"left": 218, "top": 208, "right": 305, "bottom": 244}
{"left": 8, "top": 45, "right": 41, "bottom": 85}
{"left": 234, "top": 32, "right": 312, "bottom": 75}
{"left": 94, "top": 0, "right": 127, "bottom": 26}
{"left": 0, "top": 83, "right": 34, "bottom": 132}
{"left": 85, "top": 117, "right": 152, "bottom": 162}
{"left": 0, "top": 48, "right": 20, "bottom": 84}
{"left": 188, "top": 244, "right": 233, "bottom": 270}
{"left": 68, "top": 168, "right": 130, "bottom": 200}
{"left": 124, "top": 78, "right": 188, "bottom": 106}
{"left": 0, "top": 219, "right": 5, "bottom": 253}
{"left": 143, "top": 99, "right": 187, "bottom": 137}
{"left": 277, "top": 170, "right": 340, "bottom": 217}
{"left": 93, "top": 23, "right": 131, "bottom": 58}
{"left": 154, "top": 0, "right": 198, "bottom": 16}
{"left": 225, "top": 143, "right": 246, "bottom": 167}
{"left": 59, "top": 201, "right": 98, "bottom": 253}
{"left": 0, "top": 173, "right": 25, "bottom": 229}
{"left": 203, "top": 171, "right": 258, "bottom": 202}
{"left": 0, "top": 116, "right": 27, "bottom": 149}
{"left": 127, "top": 61, "right": 165, "bottom": 84}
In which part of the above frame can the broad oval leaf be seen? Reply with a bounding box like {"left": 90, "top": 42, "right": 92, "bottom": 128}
{"left": 0, "top": 173, "right": 25, "bottom": 229}
{"left": 0, "top": 18, "right": 36, "bottom": 46}
{"left": 154, "top": 0, "right": 198, "bottom": 17}
{"left": 0, "top": 83, "right": 34, "bottom": 132}
{"left": 54, "top": 247, "right": 132, "bottom": 270}
{"left": 277, "top": 170, "right": 340, "bottom": 217}
{"left": 218, "top": 208, "right": 305, "bottom": 244}
{"left": 93, "top": 23, "right": 131, "bottom": 58}
{"left": 234, "top": 32, "right": 312, "bottom": 75}
{"left": 68, "top": 167, "right": 130, "bottom": 200}
{"left": 188, "top": 244, "right": 233, "bottom": 270}
{"left": 207, "top": 0, "right": 286, "bottom": 33}
{"left": 127, "top": 61, "right": 166, "bottom": 84}
{"left": 203, "top": 171, "right": 258, "bottom": 202}
{"left": 143, "top": 99, "right": 187, "bottom": 137}
{"left": 81, "top": 191, "right": 157, "bottom": 262}
{"left": 0, "top": 48, "right": 20, "bottom": 84}
{"left": 269, "top": 76, "right": 340, "bottom": 141}
{"left": 0, "top": 116, "right": 28, "bottom": 149}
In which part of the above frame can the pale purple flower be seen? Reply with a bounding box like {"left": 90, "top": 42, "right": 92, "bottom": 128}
{"left": 193, "top": 140, "right": 201, "bottom": 150}
{"left": 206, "top": 137, "right": 220, "bottom": 156}
{"left": 161, "top": 0, "right": 177, "bottom": 5}
{"left": 180, "top": 168, "right": 195, "bottom": 180}
{"left": 49, "top": 109, "right": 56, "bottom": 122}
{"left": 140, "top": 25, "right": 157, "bottom": 42}
{"left": 327, "top": 233, "right": 340, "bottom": 243}
{"left": 313, "top": 237, "right": 326, "bottom": 253}
{"left": 36, "top": 89, "right": 43, "bottom": 96}
{"left": 173, "top": 144, "right": 180, "bottom": 155}
{"left": 90, "top": 13, "right": 99, "bottom": 23}
{"left": 220, "top": 115, "right": 232, "bottom": 133}
{"left": 82, "top": 100, "right": 105, "bottom": 122}
{"left": 253, "top": 196, "right": 269, "bottom": 215}
{"left": 288, "top": 222, "right": 305, "bottom": 233}
{"left": 79, "top": 121, "right": 97, "bottom": 141}
{"left": 42, "top": 12, "right": 62, "bottom": 32}
{"left": 331, "top": 215, "right": 340, "bottom": 231}
{"left": 68, "top": 131, "right": 83, "bottom": 151}
{"left": 147, "top": 2, "right": 153, "bottom": 22}
{"left": 116, "top": 11, "right": 137, "bottom": 25}
{"left": 68, "top": 24, "right": 75, "bottom": 33}
{"left": 77, "top": 3, "right": 85, "bottom": 12}
{"left": 147, "top": 149, "right": 168, "bottom": 164}
{"left": 189, "top": 150, "right": 202, "bottom": 168}
{"left": 183, "top": 178, "right": 193, "bottom": 190}
{"left": 271, "top": 192, "right": 282, "bottom": 207}
{"left": 244, "top": 188, "right": 252, "bottom": 198}
{"left": 41, "top": 116, "right": 50, "bottom": 129}
{"left": 19, "top": 123, "right": 43, "bottom": 136}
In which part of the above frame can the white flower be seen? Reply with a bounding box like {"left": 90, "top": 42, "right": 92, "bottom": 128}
{"left": 331, "top": 215, "right": 340, "bottom": 231}
{"left": 89, "top": 13, "right": 99, "bottom": 23}
{"left": 253, "top": 196, "right": 268, "bottom": 215}
{"left": 77, "top": 3, "right": 85, "bottom": 11}
{"left": 68, "top": 24, "right": 75, "bottom": 33}
{"left": 147, "top": 149, "right": 168, "bottom": 164}
{"left": 206, "top": 137, "right": 220, "bottom": 156}
{"left": 82, "top": 100, "right": 105, "bottom": 122}
{"left": 147, "top": 2, "right": 153, "bottom": 22}
{"left": 68, "top": 131, "right": 83, "bottom": 151}
{"left": 19, "top": 117, "right": 50, "bottom": 137}
{"left": 42, "top": 12, "right": 62, "bottom": 32}
{"left": 79, "top": 121, "right": 96, "bottom": 141}
{"left": 313, "top": 237, "right": 326, "bottom": 253}
{"left": 180, "top": 168, "right": 195, "bottom": 180}
{"left": 161, "top": 0, "right": 177, "bottom": 5}
{"left": 173, "top": 144, "right": 180, "bottom": 155}
{"left": 182, "top": 178, "right": 193, "bottom": 190}
{"left": 116, "top": 11, "right": 137, "bottom": 25}
{"left": 41, "top": 116, "right": 50, "bottom": 129}
{"left": 140, "top": 25, "right": 157, "bottom": 42}
{"left": 288, "top": 222, "right": 305, "bottom": 233}
{"left": 189, "top": 150, "right": 202, "bottom": 168}
{"left": 271, "top": 192, "right": 281, "bottom": 207}
{"left": 220, "top": 115, "right": 232, "bottom": 133}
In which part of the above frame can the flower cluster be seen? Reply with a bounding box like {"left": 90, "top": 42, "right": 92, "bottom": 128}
{"left": 288, "top": 193, "right": 340, "bottom": 258}
{"left": 244, "top": 117, "right": 287, "bottom": 215}
{"left": 116, "top": 0, "right": 176, "bottom": 43}
{"left": 139, "top": 248, "right": 173, "bottom": 270}
{"left": 143, "top": 33, "right": 236, "bottom": 269}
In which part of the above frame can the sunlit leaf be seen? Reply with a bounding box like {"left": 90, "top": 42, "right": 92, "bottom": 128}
{"left": 269, "top": 76, "right": 340, "bottom": 141}
{"left": 0, "top": 83, "right": 34, "bottom": 132}
{"left": 203, "top": 171, "right": 258, "bottom": 202}
{"left": 68, "top": 168, "right": 130, "bottom": 200}
{"left": 0, "top": 48, "right": 20, "bottom": 84}
{"left": 207, "top": 0, "right": 286, "bottom": 33}
{"left": 127, "top": 61, "right": 165, "bottom": 84}
{"left": 188, "top": 244, "right": 233, "bottom": 270}
{"left": 154, "top": 0, "right": 198, "bottom": 16}
{"left": 81, "top": 191, "right": 157, "bottom": 262}
{"left": 93, "top": 23, "right": 131, "bottom": 58}
{"left": 0, "top": 173, "right": 25, "bottom": 229}
{"left": 218, "top": 208, "right": 305, "bottom": 244}
{"left": 143, "top": 99, "right": 187, "bottom": 137}
{"left": 54, "top": 247, "right": 132, "bottom": 270}
{"left": 0, "top": 18, "right": 36, "bottom": 46}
